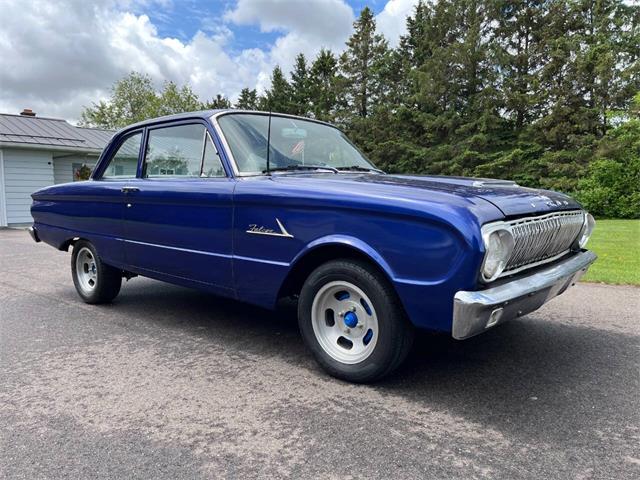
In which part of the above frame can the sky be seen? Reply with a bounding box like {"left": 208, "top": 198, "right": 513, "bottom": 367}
{"left": 0, "top": 0, "right": 419, "bottom": 123}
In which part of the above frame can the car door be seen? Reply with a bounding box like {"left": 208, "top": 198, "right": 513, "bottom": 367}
{"left": 122, "top": 121, "right": 235, "bottom": 293}
{"left": 88, "top": 130, "right": 144, "bottom": 266}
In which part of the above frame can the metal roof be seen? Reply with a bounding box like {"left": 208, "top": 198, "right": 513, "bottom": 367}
{"left": 0, "top": 113, "right": 114, "bottom": 152}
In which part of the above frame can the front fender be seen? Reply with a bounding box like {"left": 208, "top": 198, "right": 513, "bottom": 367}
{"left": 290, "top": 234, "right": 396, "bottom": 281}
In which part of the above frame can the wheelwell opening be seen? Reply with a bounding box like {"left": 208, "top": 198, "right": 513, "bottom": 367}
{"left": 277, "top": 244, "right": 394, "bottom": 300}
{"left": 59, "top": 237, "right": 82, "bottom": 252}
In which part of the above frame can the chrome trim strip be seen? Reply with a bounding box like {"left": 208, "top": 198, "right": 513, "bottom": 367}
{"left": 123, "top": 238, "right": 291, "bottom": 265}
{"left": 124, "top": 239, "right": 233, "bottom": 259}
{"left": 452, "top": 250, "right": 597, "bottom": 340}
{"left": 210, "top": 112, "right": 242, "bottom": 177}
{"left": 233, "top": 255, "right": 290, "bottom": 267}
{"left": 472, "top": 179, "right": 520, "bottom": 188}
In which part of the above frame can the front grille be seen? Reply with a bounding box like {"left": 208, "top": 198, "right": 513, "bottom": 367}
{"left": 504, "top": 210, "right": 585, "bottom": 274}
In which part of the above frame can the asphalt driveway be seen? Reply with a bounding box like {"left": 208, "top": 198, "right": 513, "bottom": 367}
{"left": 1, "top": 228, "right": 638, "bottom": 479}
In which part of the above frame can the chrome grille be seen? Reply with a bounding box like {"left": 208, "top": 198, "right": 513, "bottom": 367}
{"left": 504, "top": 211, "right": 585, "bottom": 274}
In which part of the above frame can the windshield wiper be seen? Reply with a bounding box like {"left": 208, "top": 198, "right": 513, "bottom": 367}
{"left": 263, "top": 165, "right": 339, "bottom": 174}
{"left": 336, "top": 165, "right": 385, "bottom": 174}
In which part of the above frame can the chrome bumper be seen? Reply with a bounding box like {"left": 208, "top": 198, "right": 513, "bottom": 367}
{"left": 28, "top": 226, "right": 40, "bottom": 243}
{"left": 452, "top": 251, "right": 597, "bottom": 340}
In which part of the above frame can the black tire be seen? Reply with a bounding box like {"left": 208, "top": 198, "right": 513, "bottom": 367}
{"left": 298, "top": 259, "right": 414, "bottom": 383}
{"left": 71, "top": 240, "right": 122, "bottom": 304}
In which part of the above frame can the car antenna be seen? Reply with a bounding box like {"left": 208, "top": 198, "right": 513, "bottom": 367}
{"left": 266, "top": 106, "right": 272, "bottom": 175}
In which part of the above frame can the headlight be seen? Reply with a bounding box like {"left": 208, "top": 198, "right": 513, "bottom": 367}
{"left": 577, "top": 213, "right": 595, "bottom": 248}
{"left": 481, "top": 226, "right": 515, "bottom": 282}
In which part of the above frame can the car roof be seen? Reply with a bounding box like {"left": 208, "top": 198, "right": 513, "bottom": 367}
{"left": 122, "top": 109, "right": 224, "bottom": 131}
{"left": 120, "top": 109, "right": 335, "bottom": 133}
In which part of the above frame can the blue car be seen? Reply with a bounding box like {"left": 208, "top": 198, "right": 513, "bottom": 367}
{"left": 29, "top": 110, "right": 597, "bottom": 382}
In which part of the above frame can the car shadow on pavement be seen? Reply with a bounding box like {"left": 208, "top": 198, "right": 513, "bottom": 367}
{"left": 114, "top": 279, "right": 638, "bottom": 447}
{"left": 380, "top": 319, "right": 639, "bottom": 445}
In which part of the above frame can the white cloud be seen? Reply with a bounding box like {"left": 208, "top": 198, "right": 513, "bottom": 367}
{"left": 0, "top": 0, "right": 268, "bottom": 121}
{"left": 225, "top": 0, "right": 354, "bottom": 38}
{"left": 224, "top": 0, "right": 355, "bottom": 86}
{"left": 0, "top": 0, "right": 415, "bottom": 122}
{"left": 376, "top": 0, "right": 420, "bottom": 47}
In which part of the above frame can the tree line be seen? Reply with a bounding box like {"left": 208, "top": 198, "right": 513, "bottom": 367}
{"left": 81, "top": 0, "right": 640, "bottom": 218}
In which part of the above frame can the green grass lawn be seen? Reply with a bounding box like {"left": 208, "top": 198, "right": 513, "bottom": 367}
{"left": 581, "top": 219, "right": 640, "bottom": 285}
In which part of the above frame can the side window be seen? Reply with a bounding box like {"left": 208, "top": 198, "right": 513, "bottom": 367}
{"left": 143, "top": 123, "right": 226, "bottom": 178}
{"left": 142, "top": 124, "right": 199, "bottom": 178}
{"left": 202, "top": 133, "right": 225, "bottom": 177}
{"left": 102, "top": 132, "right": 142, "bottom": 179}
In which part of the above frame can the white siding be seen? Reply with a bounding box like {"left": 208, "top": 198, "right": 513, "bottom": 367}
{"left": 0, "top": 149, "right": 7, "bottom": 226}
{"left": 53, "top": 155, "right": 97, "bottom": 184}
{"left": 3, "top": 148, "right": 54, "bottom": 225}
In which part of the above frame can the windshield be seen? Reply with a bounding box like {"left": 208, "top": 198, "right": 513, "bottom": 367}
{"left": 216, "top": 113, "right": 377, "bottom": 174}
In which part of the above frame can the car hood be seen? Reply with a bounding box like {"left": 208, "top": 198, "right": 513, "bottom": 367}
{"left": 346, "top": 174, "right": 582, "bottom": 217}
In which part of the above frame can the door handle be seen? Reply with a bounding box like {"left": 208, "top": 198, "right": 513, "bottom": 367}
{"left": 121, "top": 186, "right": 140, "bottom": 193}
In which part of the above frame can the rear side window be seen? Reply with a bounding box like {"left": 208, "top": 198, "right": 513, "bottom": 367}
{"left": 102, "top": 132, "right": 142, "bottom": 179}
{"left": 143, "top": 124, "right": 225, "bottom": 178}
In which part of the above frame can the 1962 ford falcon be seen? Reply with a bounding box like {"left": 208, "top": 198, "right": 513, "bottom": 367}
{"left": 29, "top": 110, "right": 596, "bottom": 382}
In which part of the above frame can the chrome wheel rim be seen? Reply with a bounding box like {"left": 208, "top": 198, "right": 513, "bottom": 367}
{"left": 75, "top": 247, "right": 98, "bottom": 294}
{"left": 311, "top": 281, "right": 379, "bottom": 364}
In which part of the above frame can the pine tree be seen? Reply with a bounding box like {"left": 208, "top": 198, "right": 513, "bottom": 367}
{"left": 290, "top": 53, "right": 311, "bottom": 116}
{"left": 491, "top": 0, "right": 546, "bottom": 130}
{"left": 204, "top": 94, "right": 231, "bottom": 109}
{"left": 235, "top": 88, "right": 259, "bottom": 110}
{"left": 264, "top": 66, "right": 292, "bottom": 113}
{"left": 339, "top": 7, "right": 389, "bottom": 118}
{"left": 309, "top": 49, "right": 340, "bottom": 121}
{"left": 573, "top": 0, "right": 640, "bottom": 136}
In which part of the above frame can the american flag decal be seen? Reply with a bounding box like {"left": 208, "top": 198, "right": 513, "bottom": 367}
{"left": 291, "top": 140, "right": 305, "bottom": 155}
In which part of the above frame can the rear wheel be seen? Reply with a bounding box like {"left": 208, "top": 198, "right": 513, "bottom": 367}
{"left": 71, "top": 241, "right": 122, "bottom": 304}
{"left": 298, "top": 259, "right": 414, "bottom": 383}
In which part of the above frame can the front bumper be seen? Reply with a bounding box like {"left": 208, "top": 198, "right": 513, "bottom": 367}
{"left": 452, "top": 250, "right": 597, "bottom": 340}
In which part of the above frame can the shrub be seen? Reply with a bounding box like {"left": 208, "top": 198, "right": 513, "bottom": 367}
{"left": 575, "top": 156, "right": 640, "bottom": 218}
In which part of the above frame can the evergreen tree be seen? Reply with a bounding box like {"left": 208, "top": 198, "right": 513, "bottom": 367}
{"left": 290, "top": 53, "right": 311, "bottom": 116}
{"left": 309, "top": 49, "right": 341, "bottom": 121}
{"left": 339, "top": 7, "right": 389, "bottom": 118}
{"left": 264, "top": 65, "right": 292, "bottom": 113}
{"left": 235, "top": 88, "right": 259, "bottom": 110}
{"left": 204, "top": 94, "right": 232, "bottom": 109}
{"left": 491, "top": 0, "right": 546, "bottom": 130}
{"left": 573, "top": 0, "right": 639, "bottom": 136}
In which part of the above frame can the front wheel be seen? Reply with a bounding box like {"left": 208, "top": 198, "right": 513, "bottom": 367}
{"left": 298, "top": 259, "right": 414, "bottom": 383}
{"left": 71, "top": 240, "right": 122, "bottom": 304}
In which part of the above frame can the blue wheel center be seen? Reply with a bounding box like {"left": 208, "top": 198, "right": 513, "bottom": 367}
{"left": 343, "top": 311, "right": 358, "bottom": 328}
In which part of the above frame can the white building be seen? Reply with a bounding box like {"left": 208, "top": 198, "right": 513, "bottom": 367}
{"left": 0, "top": 110, "right": 113, "bottom": 226}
